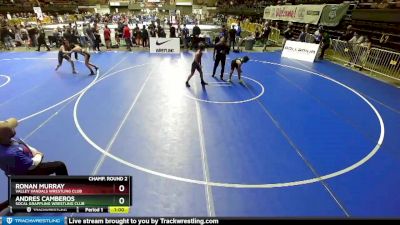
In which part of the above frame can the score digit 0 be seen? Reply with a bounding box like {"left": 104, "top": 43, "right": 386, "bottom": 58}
{"left": 114, "top": 183, "right": 127, "bottom": 193}
{"left": 119, "top": 197, "right": 125, "bottom": 205}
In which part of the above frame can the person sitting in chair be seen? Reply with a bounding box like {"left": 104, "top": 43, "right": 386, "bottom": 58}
{"left": 0, "top": 118, "right": 69, "bottom": 176}
{"left": 0, "top": 118, "right": 69, "bottom": 212}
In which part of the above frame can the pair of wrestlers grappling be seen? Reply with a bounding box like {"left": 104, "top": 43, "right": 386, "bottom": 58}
{"left": 56, "top": 39, "right": 98, "bottom": 76}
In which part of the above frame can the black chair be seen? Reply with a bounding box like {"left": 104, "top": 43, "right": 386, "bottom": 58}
{"left": 0, "top": 200, "right": 9, "bottom": 216}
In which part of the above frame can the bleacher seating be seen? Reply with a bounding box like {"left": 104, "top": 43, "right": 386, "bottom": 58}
{"left": 358, "top": 0, "right": 400, "bottom": 9}
{"left": 224, "top": 0, "right": 399, "bottom": 52}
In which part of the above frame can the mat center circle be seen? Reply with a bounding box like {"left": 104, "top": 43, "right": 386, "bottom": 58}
{"left": 0, "top": 75, "right": 11, "bottom": 88}
{"left": 184, "top": 74, "right": 265, "bottom": 104}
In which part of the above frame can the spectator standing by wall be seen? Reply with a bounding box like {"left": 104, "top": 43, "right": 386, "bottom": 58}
{"left": 134, "top": 24, "right": 141, "bottom": 46}
{"left": 104, "top": 25, "right": 111, "bottom": 50}
{"left": 298, "top": 24, "right": 308, "bottom": 43}
{"left": 20, "top": 25, "right": 29, "bottom": 49}
{"left": 255, "top": 27, "right": 261, "bottom": 42}
{"left": 159, "top": 28, "right": 166, "bottom": 38}
{"left": 14, "top": 25, "right": 22, "bottom": 47}
{"left": 63, "top": 28, "right": 78, "bottom": 60}
{"left": 170, "top": 24, "right": 176, "bottom": 38}
{"left": 27, "top": 25, "right": 38, "bottom": 48}
{"left": 314, "top": 26, "right": 323, "bottom": 44}
{"left": 54, "top": 27, "right": 61, "bottom": 44}
{"left": 358, "top": 36, "right": 372, "bottom": 68}
{"left": 220, "top": 24, "right": 228, "bottom": 39}
{"left": 92, "top": 22, "right": 101, "bottom": 52}
{"left": 235, "top": 22, "right": 242, "bottom": 50}
{"left": 150, "top": 26, "right": 157, "bottom": 38}
{"left": 1, "top": 26, "right": 14, "bottom": 50}
{"left": 76, "top": 24, "right": 86, "bottom": 48}
{"left": 272, "top": 21, "right": 279, "bottom": 29}
{"left": 156, "top": 24, "right": 162, "bottom": 37}
{"left": 341, "top": 25, "right": 354, "bottom": 42}
{"left": 117, "top": 20, "right": 124, "bottom": 44}
{"left": 236, "top": 22, "right": 242, "bottom": 38}
{"left": 123, "top": 24, "right": 132, "bottom": 51}
{"left": 36, "top": 26, "right": 50, "bottom": 52}
{"left": 181, "top": 24, "right": 190, "bottom": 49}
{"left": 346, "top": 32, "right": 363, "bottom": 66}
{"left": 262, "top": 21, "right": 271, "bottom": 52}
{"left": 318, "top": 28, "right": 331, "bottom": 60}
{"left": 71, "top": 22, "right": 79, "bottom": 47}
{"left": 114, "top": 29, "right": 121, "bottom": 47}
{"left": 228, "top": 25, "right": 236, "bottom": 51}
{"left": 63, "top": 28, "right": 73, "bottom": 46}
{"left": 282, "top": 22, "right": 293, "bottom": 47}
{"left": 142, "top": 25, "right": 149, "bottom": 48}
{"left": 85, "top": 23, "right": 95, "bottom": 51}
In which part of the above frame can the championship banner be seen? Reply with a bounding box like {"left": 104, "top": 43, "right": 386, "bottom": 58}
{"left": 150, "top": 38, "right": 180, "bottom": 54}
{"left": 281, "top": 41, "right": 320, "bottom": 62}
{"left": 263, "top": 4, "right": 325, "bottom": 25}
{"left": 319, "top": 3, "right": 350, "bottom": 27}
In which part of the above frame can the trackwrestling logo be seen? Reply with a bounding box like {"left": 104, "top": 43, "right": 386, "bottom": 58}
{"left": 2, "top": 217, "right": 64, "bottom": 225}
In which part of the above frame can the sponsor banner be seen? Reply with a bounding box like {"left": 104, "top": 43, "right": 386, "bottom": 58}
{"left": 150, "top": 38, "right": 180, "bottom": 54}
{"left": 33, "top": 7, "right": 43, "bottom": 21}
{"left": 176, "top": 0, "right": 192, "bottom": 6}
{"left": 2, "top": 217, "right": 64, "bottom": 225}
{"left": 263, "top": 4, "right": 325, "bottom": 25}
{"left": 281, "top": 40, "right": 320, "bottom": 62}
{"left": 319, "top": 3, "right": 350, "bottom": 27}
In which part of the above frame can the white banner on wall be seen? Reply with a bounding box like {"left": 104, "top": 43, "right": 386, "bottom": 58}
{"left": 150, "top": 38, "right": 180, "bottom": 54}
{"left": 263, "top": 4, "right": 325, "bottom": 25}
{"left": 33, "top": 7, "right": 43, "bottom": 20}
{"left": 281, "top": 41, "right": 320, "bottom": 62}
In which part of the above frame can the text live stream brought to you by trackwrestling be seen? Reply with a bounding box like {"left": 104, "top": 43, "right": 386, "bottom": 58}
{"left": 0, "top": 217, "right": 222, "bottom": 225}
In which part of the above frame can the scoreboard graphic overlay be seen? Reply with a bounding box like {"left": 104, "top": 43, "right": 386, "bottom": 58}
{"left": 8, "top": 176, "right": 132, "bottom": 213}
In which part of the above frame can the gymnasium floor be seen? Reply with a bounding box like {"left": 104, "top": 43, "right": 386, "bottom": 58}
{"left": 0, "top": 50, "right": 400, "bottom": 217}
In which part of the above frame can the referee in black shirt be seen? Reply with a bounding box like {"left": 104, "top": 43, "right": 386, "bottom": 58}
{"left": 212, "top": 37, "right": 230, "bottom": 80}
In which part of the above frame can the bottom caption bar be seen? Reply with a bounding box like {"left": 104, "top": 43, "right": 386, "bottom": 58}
{"left": 1, "top": 217, "right": 223, "bottom": 225}
{"left": 68, "top": 217, "right": 221, "bottom": 225}
{"left": 1, "top": 217, "right": 382, "bottom": 225}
